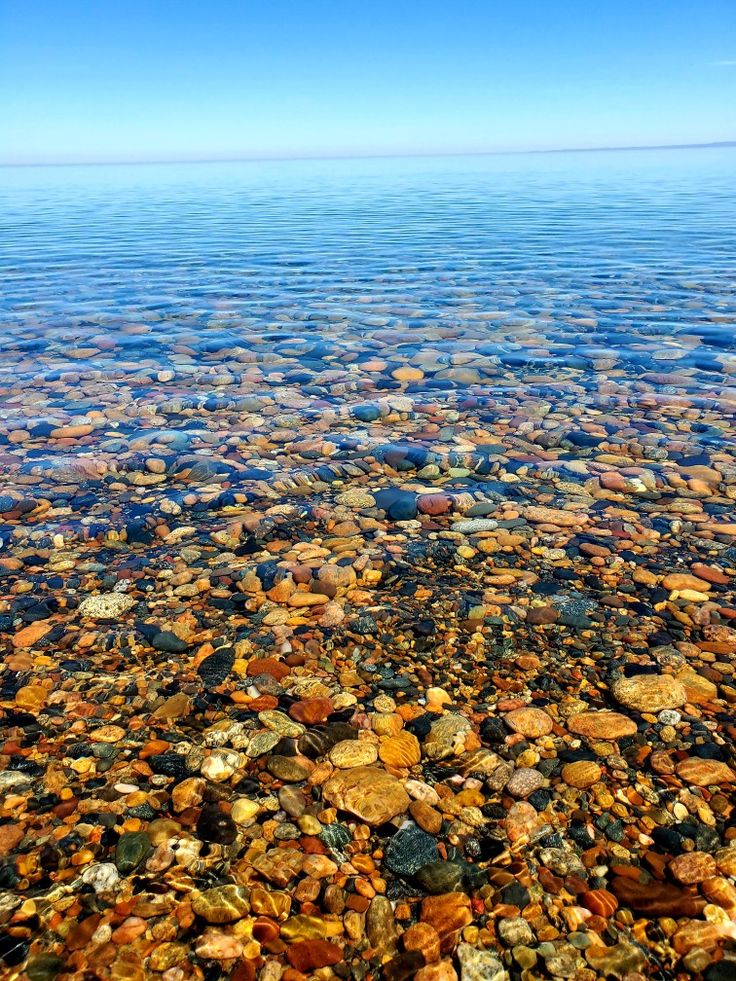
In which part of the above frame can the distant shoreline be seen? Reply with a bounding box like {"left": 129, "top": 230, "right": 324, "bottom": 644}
{"left": 2, "top": 141, "right": 735, "bottom": 169}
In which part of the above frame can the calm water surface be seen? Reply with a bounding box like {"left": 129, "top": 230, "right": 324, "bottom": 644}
{"left": 0, "top": 149, "right": 735, "bottom": 540}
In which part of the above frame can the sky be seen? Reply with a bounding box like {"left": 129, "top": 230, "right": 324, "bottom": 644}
{"left": 1, "top": 0, "right": 735, "bottom": 165}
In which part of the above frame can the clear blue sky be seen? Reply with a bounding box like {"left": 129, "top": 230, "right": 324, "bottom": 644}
{"left": 1, "top": 0, "right": 734, "bottom": 164}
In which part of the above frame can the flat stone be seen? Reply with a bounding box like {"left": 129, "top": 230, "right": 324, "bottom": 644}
{"left": 328, "top": 739, "right": 378, "bottom": 768}
{"left": 0, "top": 825, "right": 24, "bottom": 856}
{"left": 612, "top": 674, "right": 687, "bottom": 712}
{"left": 415, "top": 861, "right": 466, "bottom": 895}
{"left": 525, "top": 506, "right": 586, "bottom": 527}
{"left": 89, "top": 724, "right": 126, "bottom": 743}
{"left": 115, "top": 832, "right": 151, "bottom": 873}
{"left": 322, "top": 766, "right": 410, "bottom": 825}
{"left": 191, "top": 885, "right": 250, "bottom": 923}
{"left": 80, "top": 863, "right": 120, "bottom": 895}
{"left": 662, "top": 572, "right": 711, "bottom": 592}
{"left": 585, "top": 942, "right": 647, "bottom": 979}
{"left": 416, "top": 962, "right": 459, "bottom": 981}
{"left": 196, "top": 803, "right": 238, "bottom": 844}
{"left": 424, "top": 714, "right": 473, "bottom": 760}
{"left": 251, "top": 847, "right": 304, "bottom": 886}
{"left": 258, "top": 710, "right": 304, "bottom": 738}
{"left": 231, "top": 798, "right": 260, "bottom": 824}
{"left": 669, "top": 851, "right": 717, "bottom": 884}
{"left": 289, "top": 697, "right": 334, "bottom": 724}
{"left": 366, "top": 895, "right": 400, "bottom": 954}
{"left": 403, "top": 922, "right": 441, "bottom": 963}
{"left": 611, "top": 877, "right": 706, "bottom": 917}
{"left": 281, "top": 913, "right": 344, "bottom": 942}
{"left": 286, "top": 940, "right": 342, "bottom": 972}
{"left": 504, "top": 707, "right": 553, "bottom": 738}
{"left": 78, "top": 593, "right": 136, "bottom": 620}
{"left": 266, "top": 756, "right": 310, "bottom": 782}
{"left": 194, "top": 931, "right": 244, "bottom": 960}
{"left": 410, "top": 799, "right": 443, "bottom": 834}
{"left": 561, "top": 760, "right": 602, "bottom": 788}
{"left": 379, "top": 731, "right": 421, "bottom": 767}
{"left": 506, "top": 768, "right": 545, "bottom": 797}
{"left": 676, "top": 757, "right": 736, "bottom": 786}
{"left": 497, "top": 917, "right": 534, "bottom": 946}
{"left": 456, "top": 943, "right": 506, "bottom": 981}
{"left": 420, "top": 893, "right": 473, "bottom": 936}
{"left": 567, "top": 710, "right": 637, "bottom": 740}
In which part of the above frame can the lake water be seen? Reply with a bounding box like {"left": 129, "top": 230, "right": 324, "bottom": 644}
{"left": 1, "top": 148, "right": 735, "bottom": 542}
{"left": 1, "top": 149, "right": 736, "bottom": 978}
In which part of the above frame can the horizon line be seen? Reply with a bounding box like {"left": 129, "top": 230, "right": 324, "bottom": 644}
{"left": 1, "top": 139, "right": 735, "bottom": 169}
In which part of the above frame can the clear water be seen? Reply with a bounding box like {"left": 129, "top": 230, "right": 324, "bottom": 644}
{"left": 1, "top": 148, "right": 735, "bottom": 542}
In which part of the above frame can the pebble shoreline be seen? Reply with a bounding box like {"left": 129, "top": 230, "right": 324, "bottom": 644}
{"left": 1, "top": 172, "right": 736, "bottom": 979}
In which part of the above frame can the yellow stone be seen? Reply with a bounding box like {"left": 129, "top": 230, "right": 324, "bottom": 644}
{"left": 16, "top": 685, "right": 48, "bottom": 711}
{"left": 379, "top": 731, "right": 421, "bottom": 768}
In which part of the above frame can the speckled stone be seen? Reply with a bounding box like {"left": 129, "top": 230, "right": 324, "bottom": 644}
{"left": 505, "top": 707, "right": 553, "bottom": 738}
{"left": 456, "top": 943, "right": 506, "bottom": 981}
{"left": 612, "top": 674, "right": 687, "bottom": 712}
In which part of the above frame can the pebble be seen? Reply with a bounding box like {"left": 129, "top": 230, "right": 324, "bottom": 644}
{"left": 2, "top": 188, "right": 735, "bottom": 980}
{"left": 567, "top": 710, "right": 638, "bottom": 740}
{"left": 77, "top": 593, "right": 136, "bottom": 619}
{"left": 322, "top": 766, "right": 410, "bottom": 824}
{"left": 456, "top": 943, "right": 507, "bottom": 981}
{"left": 504, "top": 706, "right": 554, "bottom": 738}
{"left": 191, "top": 885, "right": 250, "bottom": 923}
{"left": 384, "top": 823, "right": 440, "bottom": 876}
{"left": 612, "top": 674, "right": 688, "bottom": 712}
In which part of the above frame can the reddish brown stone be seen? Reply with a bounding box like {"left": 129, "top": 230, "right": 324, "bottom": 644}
{"left": 0, "top": 825, "right": 23, "bottom": 856}
{"left": 691, "top": 563, "right": 730, "bottom": 585}
{"left": 567, "top": 709, "right": 636, "bottom": 742}
{"left": 420, "top": 893, "right": 473, "bottom": 937}
{"left": 402, "top": 922, "right": 441, "bottom": 963}
{"left": 581, "top": 889, "right": 618, "bottom": 918}
{"left": 286, "top": 940, "right": 342, "bottom": 971}
{"left": 288, "top": 697, "right": 333, "bottom": 724}
{"left": 246, "top": 658, "right": 290, "bottom": 681}
{"left": 417, "top": 494, "right": 452, "bottom": 516}
{"left": 410, "top": 799, "right": 443, "bottom": 835}
{"left": 611, "top": 877, "right": 706, "bottom": 917}
{"left": 526, "top": 605, "right": 560, "bottom": 625}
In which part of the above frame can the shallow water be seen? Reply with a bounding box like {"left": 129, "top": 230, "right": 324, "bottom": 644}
{"left": 2, "top": 151, "right": 736, "bottom": 977}
{"left": 1, "top": 149, "right": 735, "bottom": 543}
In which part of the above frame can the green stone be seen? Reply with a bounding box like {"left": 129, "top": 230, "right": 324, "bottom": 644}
{"left": 115, "top": 830, "right": 152, "bottom": 873}
{"left": 26, "top": 955, "right": 64, "bottom": 981}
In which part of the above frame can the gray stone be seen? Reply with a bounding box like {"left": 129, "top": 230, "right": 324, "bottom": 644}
{"left": 457, "top": 943, "right": 507, "bottom": 981}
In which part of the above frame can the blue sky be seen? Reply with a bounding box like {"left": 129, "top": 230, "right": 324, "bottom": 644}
{"left": 1, "top": 0, "right": 735, "bottom": 164}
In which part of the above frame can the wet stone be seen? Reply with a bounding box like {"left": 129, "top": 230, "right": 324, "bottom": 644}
{"left": 322, "top": 766, "right": 410, "bottom": 825}
{"left": 197, "top": 646, "right": 235, "bottom": 686}
{"left": 567, "top": 710, "right": 637, "bottom": 741}
{"left": 3, "top": 158, "right": 736, "bottom": 981}
{"left": 384, "top": 823, "right": 440, "bottom": 877}
{"left": 504, "top": 707, "right": 553, "bottom": 738}
{"left": 196, "top": 804, "right": 238, "bottom": 844}
{"left": 115, "top": 832, "right": 151, "bottom": 874}
{"left": 612, "top": 674, "right": 687, "bottom": 713}
{"left": 415, "top": 861, "right": 467, "bottom": 895}
{"left": 191, "top": 884, "right": 250, "bottom": 923}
